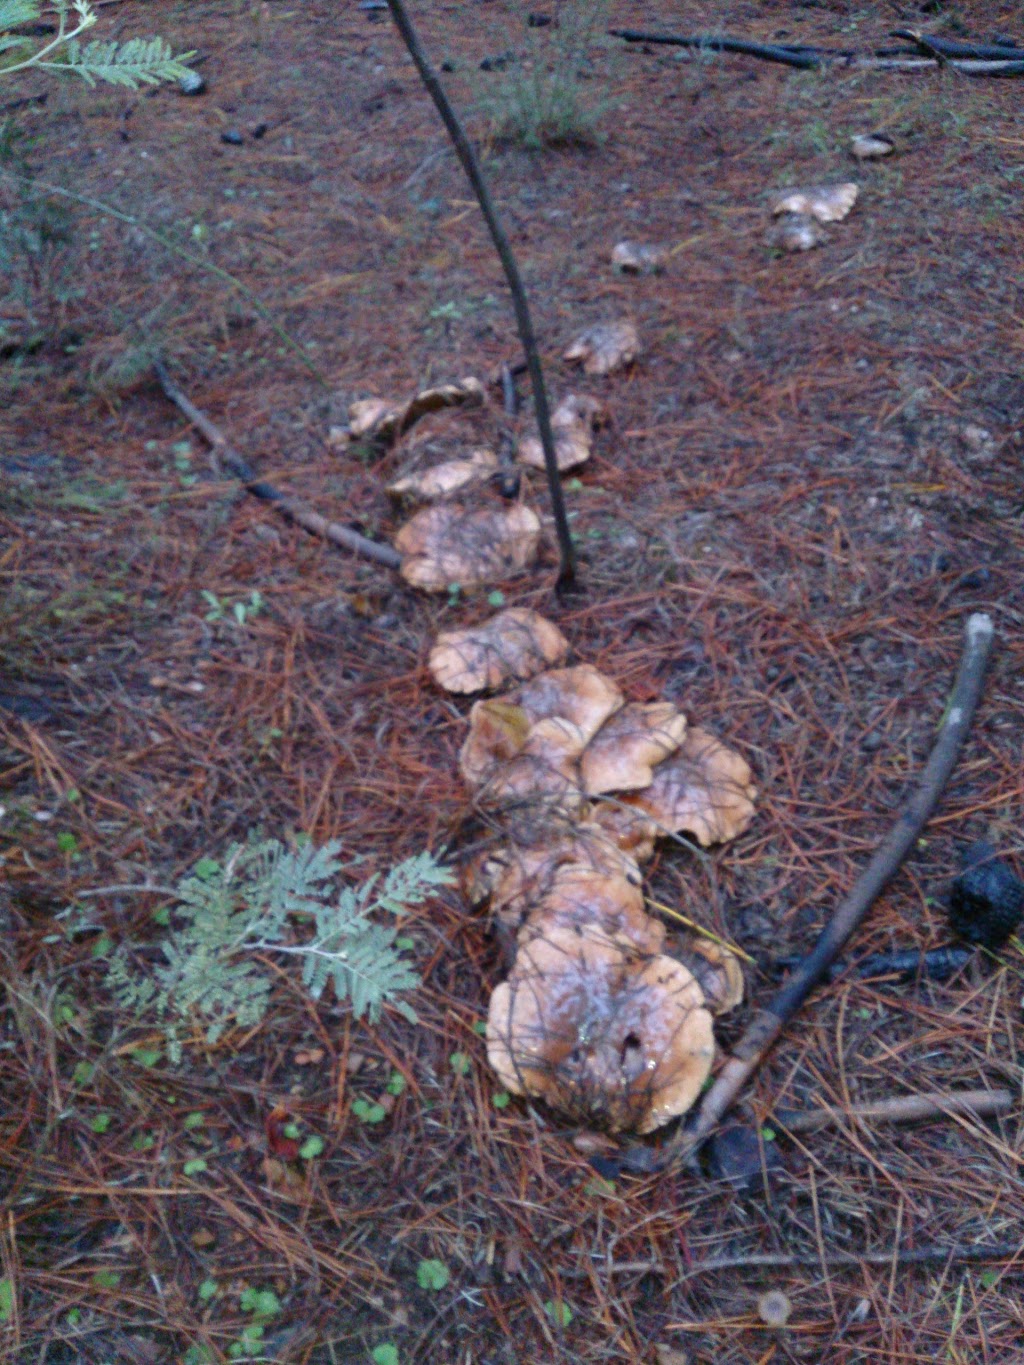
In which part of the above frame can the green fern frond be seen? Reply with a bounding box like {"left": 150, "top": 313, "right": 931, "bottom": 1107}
{"left": 104, "top": 838, "right": 454, "bottom": 1061}
{"left": 56, "top": 36, "right": 196, "bottom": 88}
{"left": 0, "top": 1, "right": 40, "bottom": 33}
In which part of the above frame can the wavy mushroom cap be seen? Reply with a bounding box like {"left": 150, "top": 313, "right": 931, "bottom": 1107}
{"left": 519, "top": 865, "right": 665, "bottom": 955}
{"left": 517, "top": 394, "right": 604, "bottom": 472}
{"left": 563, "top": 320, "right": 641, "bottom": 376}
{"left": 581, "top": 702, "right": 688, "bottom": 796}
{"left": 595, "top": 726, "right": 756, "bottom": 852}
{"left": 348, "top": 376, "right": 485, "bottom": 444}
{"left": 516, "top": 666, "right": 624, "bottom": 746}
{"left": 678, "top": 936, "right": 745, "bottom": 1014}
{"left": 395, "top": 502, "right": 541, "bottom": 593}
{"left": 770, "top": 182, "right": 859, "bottom": 223}
{"left": 487, "top": 927, "right": 715, "bottom": 1134}
{"left": 429, "top": 609, "right": 569, "bottom": 695}
{"left": 387, "top": 448, "right": 498, "bottom": 504}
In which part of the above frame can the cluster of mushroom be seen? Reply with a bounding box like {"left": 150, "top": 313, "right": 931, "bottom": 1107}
{"left": 430, "top": 609, "right": 756, "bottom": 1135}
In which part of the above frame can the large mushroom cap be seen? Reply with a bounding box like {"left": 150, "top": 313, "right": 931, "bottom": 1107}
{"left": 595, "top": 727, "right": 756, "bottom": 851}
{"left": 487, "top": 927, "right": 715, "bottom": 1134}
{"left": 459, "top": 699, "right": 532, "bottom": 790}
{"left": 520, "top": 865, "right": 665, "bottom": 955}
{"left": 477, "top": 717, "right": 586, "bottom": 815}
{"left": 429, "top": 609, "right": 569, "bottom": 695}
{"left": 516, "top": 666, "right": 624, "bottom": 746}
{"left": 581, "top": 702, "right": 688, "bottom": 796}
{"left": 395, "top": 502, "right": 541, "bottom": 593}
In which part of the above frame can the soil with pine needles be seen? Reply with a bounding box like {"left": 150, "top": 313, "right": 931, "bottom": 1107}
{"left": 2, "top": 2, "right": 1023, "bottom": 1362}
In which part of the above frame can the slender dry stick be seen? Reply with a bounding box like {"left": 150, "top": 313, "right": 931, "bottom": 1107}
{"left": 631, "top": 613, "right": 996, "bottom": 1175}
{"left": 154, "top": 361, "right": 401, "bottom": 570}
{"left": 776, "top": 1086, "right": 1016, "bottom": 1134}
{"left": 383, "top": 0, "right": 577, "bottom": 591}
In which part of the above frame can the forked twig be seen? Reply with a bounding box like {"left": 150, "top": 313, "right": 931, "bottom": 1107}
{"left": 154, "top": 360, "right": 401, "bottom": 569}
{"left": 627, "top": 613, "right": 996, "bottom": 1175}
{"left": 384, "top": 0, "right": 577, "bottom": 590}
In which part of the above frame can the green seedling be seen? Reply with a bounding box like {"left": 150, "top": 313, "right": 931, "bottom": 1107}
{"left": 416, "top": 1258, "right": 450, "bottom": 1292}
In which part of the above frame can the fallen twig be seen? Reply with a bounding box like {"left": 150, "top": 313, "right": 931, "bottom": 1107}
{"left": 775, "top": 1086, "right": 1016, "bottom": 1135}
{"left": 154, "top": 360, "right": 402, "bottom": 570}
{"left": 385, "top": 0, "right": 577, "bottom": 590}
{"left": 609, "top": 28, "right": 1024, "bottom": 76}
{"left": 563, "top": 1239, "right": 1024, "bottom": 1280}
{"left": 624, "top": 613, "right": 995, "bottom": 1175}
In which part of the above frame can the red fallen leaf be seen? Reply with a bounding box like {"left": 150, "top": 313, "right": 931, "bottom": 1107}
{"left": 266, "top": 1104, "right": 301, "bottom": 1161}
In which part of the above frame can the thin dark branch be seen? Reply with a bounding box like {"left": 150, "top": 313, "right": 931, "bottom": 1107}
{"left": 610, "top": 28, "right": 1024, "bottom": 75}
{"left": 628, "top": 614, "right": 996, "bottom": 1175}
{"left": 610, "top": 29, "right": 822, "bottom": 69}
{"left": 154, "top": 360, "right": 402, "bottom": 570}
{"left": 384, "top": 0, "right": 577, "bottom": 590}
{"left": 890, "top": 30, "right": 1024, "bottom": 60}
{"left": 776, "top": 1086, "right": 1016, "bottom": 1135}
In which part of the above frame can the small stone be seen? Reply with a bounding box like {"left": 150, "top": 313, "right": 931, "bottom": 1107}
{"left": 961, "top": 423, "right": 992, "bottom": 453}
{"left": 178, "top": 70, "right": 206, "bottom": 96}
{"left": 220, "top": 130, "right": 244, "bottom": 146}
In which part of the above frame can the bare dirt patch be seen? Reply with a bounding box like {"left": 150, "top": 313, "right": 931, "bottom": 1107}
{"left": 2, "top": 2, "right": 1023, "bottom": 1361}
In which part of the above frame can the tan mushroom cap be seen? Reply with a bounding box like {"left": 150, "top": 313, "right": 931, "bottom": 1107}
{"left": 611, "top": 241, "right": 667, "bottom": 275}
{"left": 517, "top": 394, "right": 604, "bottom": 473}
{"left": 520, "top": 866, "right": 666, "bottom": 955}
{"left": 678, "top": 936, "right": 745, "bottom": 1014}
{"left": 581, "top": 702, "right": 688, "bottom": 796}
{"left": 348, "top": 376, "right": 485, "bottom": 444}
{"left": 563, "top": 320, "right": 640, "bottom": 376}
{"left": 765, "top": 214, "right": 828, "bottom": 253}
{"left": 516, "top": 665, "right": 624, "bottom": 746}
{"left": 598, "top": 726, "right": 756, "bottom": 851}
{"left": 487, "top": 927, "right": 715, "bottom": 1134}
{"left": 387, "top": 448, "right": 498, "bottom": 504}
{"left": 395, "top": 502, "right": 541, "bottom": 593}
{"left": 459, "top": 699, "right": 533, "bottom": 790}
{"left": 478, "top": 717, "right": 586, "bottom": 814}
{"left": 428, "top": 609, "right": 569, "bottom": 695}
{"left": 770, "top": 182, "right": 859, "bottom": 223}
{"left": 484, "top": 820, "right": 644, "bottom": 925}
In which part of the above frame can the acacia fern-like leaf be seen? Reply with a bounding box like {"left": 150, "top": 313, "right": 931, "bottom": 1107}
{"left": 56, "top": 36, "right": 195, "bottom": 88}
{"left": 0, "top": 1, "right": 40, "bottom": 33}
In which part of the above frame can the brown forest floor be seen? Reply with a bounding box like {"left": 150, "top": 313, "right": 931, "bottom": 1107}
{"left": 2, "top": 1, "right": 1024, "bottom": 1362}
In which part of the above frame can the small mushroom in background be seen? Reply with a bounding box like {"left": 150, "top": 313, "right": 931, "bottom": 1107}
{"left": 517, "top": 394, "right": 605, "bottom": 473}
{"left": 611, "top": 240, "right": 667, "bottom": 275}
{"left": 394, "top": 501, "right": 541, "bottom": 592}
{"left": 564, "top": 320, "right": 641, "bottom": 376}
{"left": 770, "top": 182, "right": 859, "bottom": 223}
{"left": 346, "top": 376, "right": 485, "bottom": 445}
{"left": 429, "top": 608, "right": 569, "bottom": 694}
{"left": 850, "top": 132, "right": 894, "bottom": 160}
{"left": 581, "top": 702, "right": 688, "bottom": 796}
{"left": 487, "top": 926, "right": 715, "bottom": 1133}
{"left": 765, "top": 214, "right": 828, "bottom": 254}
{"left": 387, "top": 448, "right": 498, "bottom": 504}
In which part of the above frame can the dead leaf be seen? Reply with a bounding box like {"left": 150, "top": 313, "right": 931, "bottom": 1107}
{"left": 387, "top": 448, "right": 498, "bottom": 503}
{"left": 765, "top": 214, "right": 828, "bottom": 253}
{"left": 770, "top": 182, "right": 859, "bottom": 223}
{"left": 517, "top": 394, "right": 604, "bottom": 472}
{"left": 655, "top": 1346, "right": 691, "bottom": 1365}
{"left": 429, "top": 608, "right": 569, "bottom": 694}
{"left": 611, "top": 240, "right": 667, "bottom": 274}
{"left": 564, "top": 320, "right": 640, "bottom": 376}
{"left": 347, "top": 376, "right": 485, "bottom": 445}
{"left": 395, "top": 502, "right": 541, "bottom": 592}
{"left": 265, "top": 1104, "right": 301, "bottom": 1161}
{"left": 294, "top": 1047, "right": 326, "bottom": 1065}
{"left": 262, "top": 1155, "right": 306, "bottom": 1193}
{"left": 191, "top": 1227, "right": 217, "bottom": 1249}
